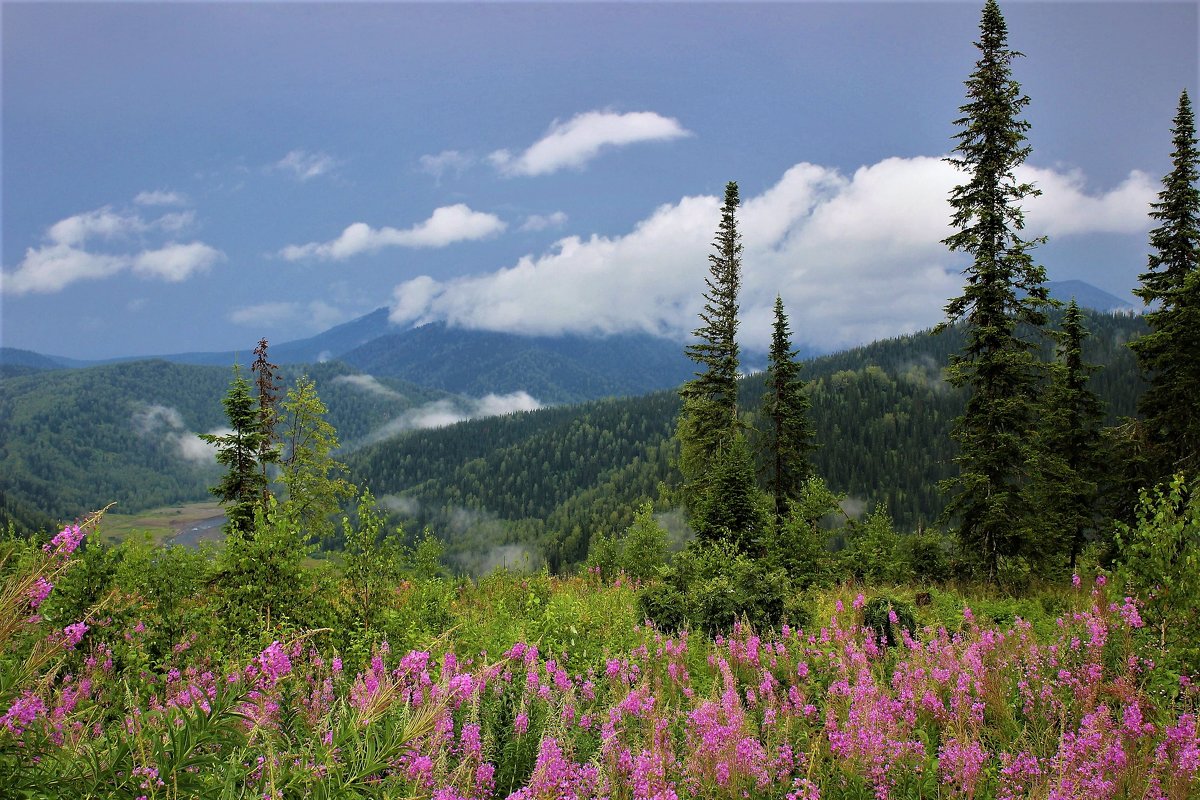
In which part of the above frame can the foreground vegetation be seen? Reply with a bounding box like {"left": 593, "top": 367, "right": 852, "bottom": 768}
{"left": 2, "top": 515, "right": 1198, "bottom": 799}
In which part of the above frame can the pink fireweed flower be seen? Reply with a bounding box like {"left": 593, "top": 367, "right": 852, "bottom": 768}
{"left": 256, "top": 641, "right": 292, "bottom": 686}
{"left": 27, "top": 577, "right": 53, "bottom": 610}
{"left": 1073, "top": 574, "right": 1082, "bottom": 588}
{"left": 61, "top": 621, "right": 88, "bottom": 650}
{"left": 939, "top": 737, "right": 989, "bottom": 795}
{"left": 1119, "top": 597, "right": 1144, "bottom": 629}
{"left": 1, "top": 692, "right": 46, "bottom": 735}
{"left": 43, "top": 524, "right": 85, "bottom": 559}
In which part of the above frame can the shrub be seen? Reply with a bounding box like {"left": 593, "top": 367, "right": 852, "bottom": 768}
{"left": 639, "top": 540, "right": 789, "bottom": 635}
{"left": 862, "top": 595, "right": 918, "bottom": 647}
{"left": 1115, "top": 473, "right": 1200, "bottom": 671}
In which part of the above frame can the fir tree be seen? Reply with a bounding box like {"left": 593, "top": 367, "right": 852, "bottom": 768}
{"left": 939, "top": 0, "right": 1053, "bottom": 580}
{"left": 1131, "top": 90, "right": 1200, "bottom": 477}
{"left": 1029, "top": 301, "right": 1105, "bottom": 571}
{"left": 250, "top": 338, "right": 282, "bottom": 506}
{"left": 760, "top": 295, "right": 816, "bottom": 520}
{"left": 692, "top": 434, "right": 771, "bottom": 556}
{"left": 679, "top": 181, "right": 743, "bottom": 518}
{"left": 200, "top": 365, "right": 269, "bottom": 535}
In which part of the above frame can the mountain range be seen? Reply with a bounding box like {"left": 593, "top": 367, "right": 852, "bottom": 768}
{"left": 1, "top": 279, "right": 1135, "bottom": 400}
{"left": 0, "top": 285, "right": 1148, "bottom": 569}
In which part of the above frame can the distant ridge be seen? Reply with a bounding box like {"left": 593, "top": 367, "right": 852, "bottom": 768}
{"left": 339, "top": 321, "right": 697, "bottom": 404}
{"left": 1045, "top": 280, "right": 1137, "bottom": 313}
{"left": 7, "top": 278, "right": 1134, "bottom": 401}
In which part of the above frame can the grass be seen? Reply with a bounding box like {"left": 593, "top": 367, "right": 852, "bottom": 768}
{"left": 95, "top": 501, "right": 225, "bottom": 546}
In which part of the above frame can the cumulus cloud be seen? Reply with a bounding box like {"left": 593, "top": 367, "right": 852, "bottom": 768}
{"left": 274, "top": 149, "right": 339, "bottom": 181}
{"left": 489, "top": 110, "right": 692, "bottom": 177}
{"left": 132, "top": 242, "right": 223, "bottom": 282}
{"left": 228, "top": 300, "right": 344, "bottom": 330}
{"left": 134, "top": 189, "right": 188, "bottom": 206}
{"left": 280, "top": 204, "right": 506, "bottom": 262}
{"left": 2, "top": 203, "right": 223, "bottom": 295}
{"left": 419, "top": 149, "right": 475, "bottom": 181}
{"left": 1020, "top": 166, "right": 1154, "bottom": 236}
{"left": 363, "top": 392, "right": 542, "bottom": 444}
{"left": 386, "top": 157, "right": 1155, "bottom": 353}
{"left": 520, "top": 211, "right": 569, "bottom": 232}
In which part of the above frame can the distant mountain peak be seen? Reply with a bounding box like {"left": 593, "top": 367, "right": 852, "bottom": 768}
{"left": 1045, "top": 280, "right": 1137, "bottom": 313}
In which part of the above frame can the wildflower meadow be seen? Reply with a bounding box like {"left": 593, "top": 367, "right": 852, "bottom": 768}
{"left": 1, "top": 515, "right": 1197, "bottom": 799}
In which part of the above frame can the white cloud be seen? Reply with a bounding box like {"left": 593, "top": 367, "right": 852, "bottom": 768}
{"left": 490, "top": 110, "right": 692, "bottom": 177}
{"left": 520, "top": 211, "right": 569, "bottom": 232}
{"left": 2, "top": 202, "right": 222, "bottom": 295}
{"left": 280, "top": 204, "right": 506, "bottom": 261}
{"left": 2, "top": 245, "right": 127, "bottom": 295}
{"left": 332, "top": 373, "right": 405, "bottom": 399}
{"left": 363, "top": 392, "right": 542, "bottom": 443}
{"left": 134, "top": 189, "right": 188, "bottom": 207}
{"left": 132, "top": 242, "right": 222, "bottom": 282}
{"left": 1020, "top": 167, "right": 1155, "bottom": 236}
{"left": 176, "top": 428, "right": 231, "bottom": 465}
{"left": 387, "top": 157, "right": 1155, "bottom": 352}
{"left": 130, "top": 403, "right": 225, "bottom": 465}
{"left": 228, "top": 299, "right": 344, "bottom": 330}
{"left": 274, "top": 149, "right": 338, "bottom": 181}
{"left": 46, "top": 206, "right": 146, "bottom": 247}
{"left": 419, "top": 149, "right": 475, "bottom": 181}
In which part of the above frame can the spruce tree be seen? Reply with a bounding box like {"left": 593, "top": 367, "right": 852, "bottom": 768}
{"left": 250, "top": 337, "right": 282, "bottom": 506}
{"left": 1131, "top": 90, "right": 1200, "bottom": 477}
{"left": 1029, "top": 301, "right": 1105, "bottom": 571}
{"left": 679, "top": 181, "right": 744, "bottom": 518}
{"left": 693, "top": 433, "right": 771, "bottom": 556}
{"left": 939, "top": 0, "right": 1053, "bottom": 580}
{"left": 200, "top": 365, "right": 269, "bottom": 535}
{"left": 760, "top": 295, "right": 816, "bottom": 520}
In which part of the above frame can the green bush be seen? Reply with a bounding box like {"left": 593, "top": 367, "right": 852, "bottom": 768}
{"left": 1115, "top": 473, "right": 1200, "bottom": 672}
{"left": 862, "top": 595, "right": 917, "bottom": 647}
{"left": 639, "top": 540, "right": 789, "bottom": 635}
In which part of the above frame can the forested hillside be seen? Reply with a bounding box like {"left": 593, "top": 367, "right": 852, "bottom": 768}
{"left": 349, "top": 310, "right": 1147, "bottom": 570}
{"left": 0, "top": 360, "right": 447, "bottom": 520}
{"left": 338, "top": 321, "right": 702, "bottom": 404}
{"left": 2, "top": 308, "right": 1146, "bottom": 565}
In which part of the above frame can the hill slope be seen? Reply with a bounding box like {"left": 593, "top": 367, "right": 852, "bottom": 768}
{"left": 347, "top": 310, "right": 1147, "bottom": 571}
{"left": 338, "top": 322, "right": 699, "bottom": 404}
{"left": 0, "top": 360, "right": 449, "bottom": 521}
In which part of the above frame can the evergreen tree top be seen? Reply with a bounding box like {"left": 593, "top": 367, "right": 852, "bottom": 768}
{"left": 1136, "top": 89, "right": 1200, "bottom": 306}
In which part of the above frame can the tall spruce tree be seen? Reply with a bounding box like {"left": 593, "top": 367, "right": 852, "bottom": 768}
{"left": 1029, "top": 301, "right": 1105, "bottom": 571}
{"left": 251, "top": 338, "right": 282, "bottom": 506}
{"left": 200, "top": 365, "right": 269, "bottom": 535}
{"left": 679, "top": 181, "right": 744, "bottom": 518}
{"left": 760, "top": 295, "right": 816, "bottom": 520}
{"left": 939, "top": 0, "right": 1053, "bottom": 580}
{"left": 1131, "top": 90, "right": 1200, "bottom": 477}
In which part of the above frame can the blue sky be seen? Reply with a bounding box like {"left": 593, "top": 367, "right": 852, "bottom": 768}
{"left": 2, "top": 1, "right": 1196, "bottom": 360}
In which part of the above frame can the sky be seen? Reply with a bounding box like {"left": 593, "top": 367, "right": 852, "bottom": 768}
{"left": 1, "top": 1, "right": 1196, "bottom": 360}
